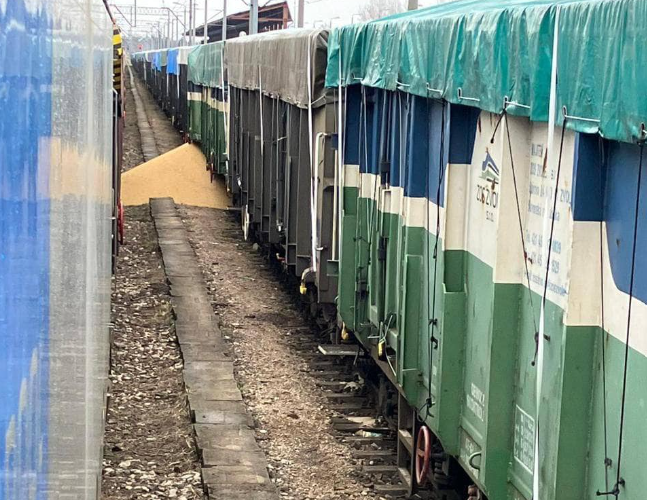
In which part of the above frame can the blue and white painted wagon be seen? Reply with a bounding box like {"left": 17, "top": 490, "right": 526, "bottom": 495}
{"left": 0, "top": 0, "right": 115, "bottom": 497}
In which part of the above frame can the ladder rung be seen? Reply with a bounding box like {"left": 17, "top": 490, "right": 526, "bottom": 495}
{"left": 324, "top": 392, "right": 365, "bottom": 401}
{"left": 398, "top": 467, "right": 412, "bottom": 489}
{"left": 341, "top": 436, "right": 395, "bottom": 444}
{"left": 318, "top": 344, "right": 361, "bottom": 356}
{"left": 398, "top": 429, "right": 413, "bottom": 455}
{"left": 373, "top": 483, "right": 409, "bottom": 494}
{"left": 353, "top": 449, "right": 396, "bottom": 459}
{"left": 330, "top": 403, "right": 369, "bottom": 411}
{"left": 363, "top": 465, "right": 398, "bottom": 474}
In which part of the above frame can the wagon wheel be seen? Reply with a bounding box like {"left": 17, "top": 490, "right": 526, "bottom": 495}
{"left": 415, "top": 426, "right": 431, "bottom": 485}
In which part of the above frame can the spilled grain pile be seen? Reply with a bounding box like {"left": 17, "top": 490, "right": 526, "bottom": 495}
{"left": 122, "top": 143, "right": 230, "bottom": 209}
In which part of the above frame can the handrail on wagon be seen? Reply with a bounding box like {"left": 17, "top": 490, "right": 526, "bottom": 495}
{"left": 561, "top": 105, "right": 600, "bottom": 125}
{"left": 457, "top": 87, "right": 480, "bottom": 103}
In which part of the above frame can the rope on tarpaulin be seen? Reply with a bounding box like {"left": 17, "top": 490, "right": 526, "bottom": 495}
{"left": 597, "top": 130, "right": 645, "bottom": 498}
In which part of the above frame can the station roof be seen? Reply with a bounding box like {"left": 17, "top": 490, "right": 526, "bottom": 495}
{"left": 193, "top": 1, "right": 292, "bottom": 42}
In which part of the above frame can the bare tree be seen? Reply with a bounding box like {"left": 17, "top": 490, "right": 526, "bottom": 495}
{"left": 358, "top": 0, "right": 406, "bottom": 21}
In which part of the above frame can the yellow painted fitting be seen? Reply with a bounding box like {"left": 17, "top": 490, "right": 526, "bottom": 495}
{"left": 299, "top": 281, "right": 307, "bottom": 295}
{"left": 341, "top": 324, "right": 350, "bottom": 341}
{"left": 378, "top": 340, "right": 385, "bottom": 359}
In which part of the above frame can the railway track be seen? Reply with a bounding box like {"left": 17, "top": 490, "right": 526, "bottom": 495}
{"left": 287, "top": 334, "right": 412, "bottom": 499}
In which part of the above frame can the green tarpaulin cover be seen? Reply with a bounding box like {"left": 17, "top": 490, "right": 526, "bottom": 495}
{"left": 326, "top": 0, "right": 647, "bottom": 144}
{"left": 188, "top": 41, "right": 225, "bottom": 88}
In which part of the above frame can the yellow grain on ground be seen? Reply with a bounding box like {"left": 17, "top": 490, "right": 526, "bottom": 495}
{"left": 122, "top": 143, "right": 230, "bottom": 209}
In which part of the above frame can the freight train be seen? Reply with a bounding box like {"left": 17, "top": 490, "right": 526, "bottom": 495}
{"left": 133, "top": 1, "right": 647, "bottom": 498}
{"left": 0, "top": 0, "right": 121, "bottom": 497}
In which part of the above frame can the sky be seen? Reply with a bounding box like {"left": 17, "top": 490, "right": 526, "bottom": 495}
{"left": 117, "top": 0, "right": 440, "bottom": 38}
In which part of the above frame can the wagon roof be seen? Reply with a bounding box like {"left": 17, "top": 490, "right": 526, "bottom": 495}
{"left": 326, "top": 0, "right": 646, "bottom": 144}
{"left": 225, "top": 28, "right": 329, "bottom": 109}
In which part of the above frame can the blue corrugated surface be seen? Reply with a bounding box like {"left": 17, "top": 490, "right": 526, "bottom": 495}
{"left": 0, "top": 0, "right": 52, "bottom": 497}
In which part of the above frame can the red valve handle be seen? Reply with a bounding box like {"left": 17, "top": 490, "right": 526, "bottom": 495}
{"left": 415, "top": 426, "right": 431, "bottom": 486}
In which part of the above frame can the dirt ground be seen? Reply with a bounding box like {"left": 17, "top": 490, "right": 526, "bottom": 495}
{"left": 177, "top": 206, "right": 384, "bottom": 500}
{"left": 103, "top": 74, "right": 204, "bottom": 499}
{"left": 122, "top": 75, "right": 145, "bottom": 172}
{"left": 108, "top": 71, "right": 385, "bottom": 500}
{"left": 133, "top": 71, "right": 183, "bottom": 155}
{"left": 102, "top": 205, "right": 204, "bottom": 500}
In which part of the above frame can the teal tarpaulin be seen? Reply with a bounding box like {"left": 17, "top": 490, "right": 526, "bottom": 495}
{"left": 187, "top": 41, "right": 225, "bottom": 88}
{"left": 326, "top": 0, "right": 647, "bottom": 144}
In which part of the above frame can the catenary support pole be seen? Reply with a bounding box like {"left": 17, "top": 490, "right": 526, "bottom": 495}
{"left": 250, "top": 0, "right": 258, "bottom": 34}
{"left": 188, "top": 0, "right": 193, "bottom": 44}
{"left": 190, "top": 0, "right": 195, "bottom": 44}
{"left": 222, "top": 0, "right": 227, "bottom": 41}
{"left": 193, "top": 1, "right": 197, "bottom": 42}
{"left": 204, "top": 0, "right": 208, "bottom": 44}
{"left": 297, "top": 0, "right": 304, "bottom": 27}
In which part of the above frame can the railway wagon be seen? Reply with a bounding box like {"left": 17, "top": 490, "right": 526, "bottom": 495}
{"left": 225, "top": 29, "right": 340, "bottom": 310}
{"left": 152, "top": 51, "right": 169, "bottom": 112}
{"left": 327, "top": 1, "right": 647, "bottom": 499}
{"left": 129, "top": 5, "right": 647, "bottom": 498}
{"left": 130, "top": 50, "right": 152, "bottom": 87}
{"left": 187, "top": 42, "right": 228, "bottom": 179}
{"left": 113, "top": 23, "right": 125, "bottom": 270}
{"left": 132, "top": 45, "right": 208, "bottom": 145}
{"left": 162, "top": 46, "right": 195, "bottom": 136}
{"left": 0, "top": 0, "right": 116, "bottom": 497}
{"left": 174, "top": 47, "right": 194, "bottom": 137}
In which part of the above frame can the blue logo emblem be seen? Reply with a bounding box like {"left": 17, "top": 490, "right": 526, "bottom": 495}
{"left": 480, "top": 149, "right": 500, "bottom": 183}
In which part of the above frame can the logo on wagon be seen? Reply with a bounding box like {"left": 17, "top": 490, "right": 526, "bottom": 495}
{"left": 476, "top": 148, "right": 499, "bottom": 222}
{"left": 480, "top": 149, "right": 500, "bottom": 185}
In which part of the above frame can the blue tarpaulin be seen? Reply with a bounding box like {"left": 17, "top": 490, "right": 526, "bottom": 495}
{"left": 167, "top": 48, "right": 179, "bottom": 75}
